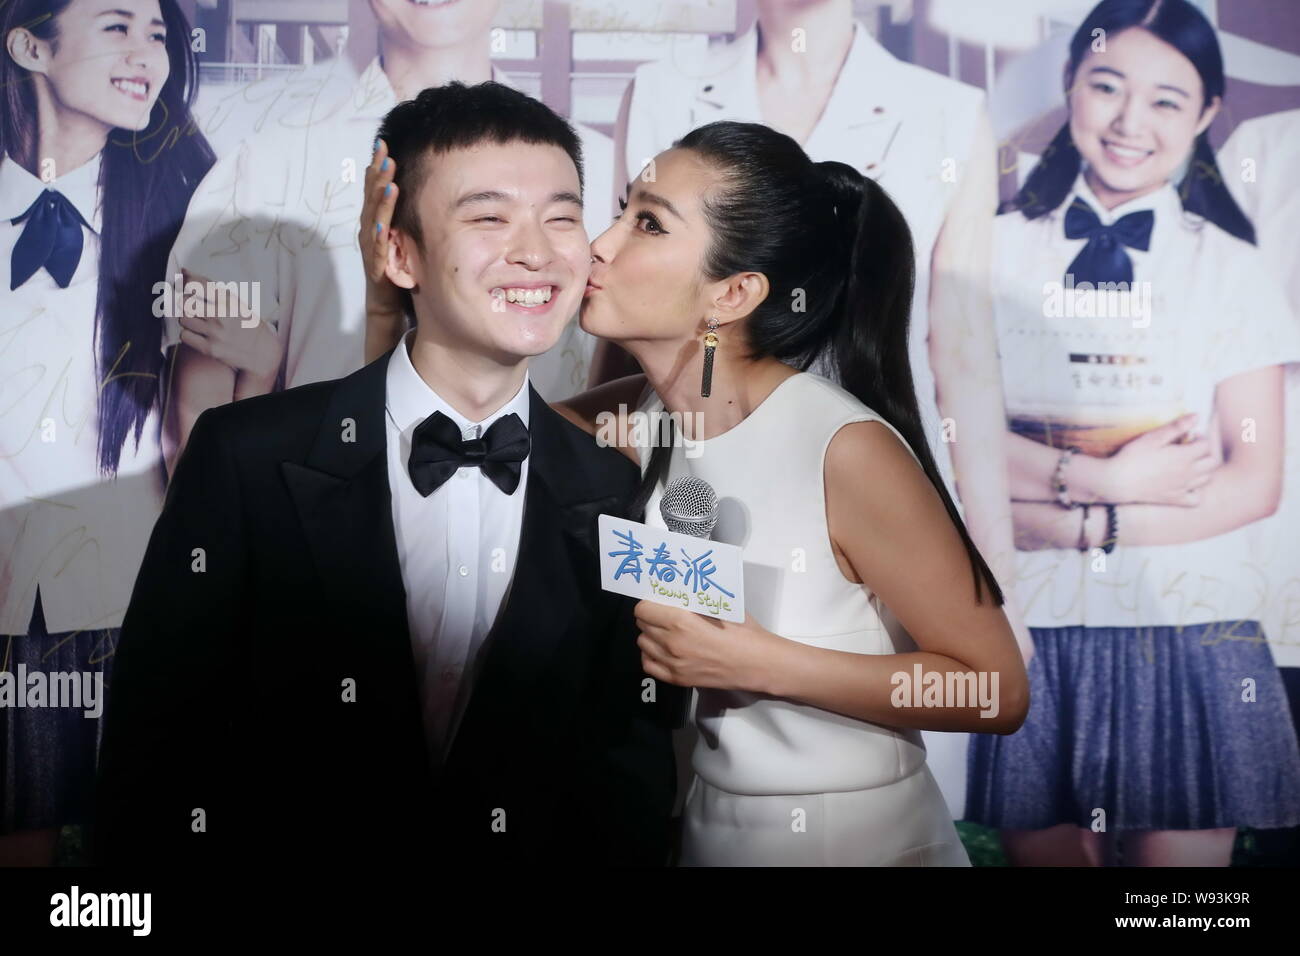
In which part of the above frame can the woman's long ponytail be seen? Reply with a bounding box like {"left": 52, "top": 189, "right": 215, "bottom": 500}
{"left": 820, "top": 161, "right": 1004, "bottom": 606}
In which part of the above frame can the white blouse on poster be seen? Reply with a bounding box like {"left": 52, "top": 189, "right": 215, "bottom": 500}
{"left": 1216, "top": 110, "right": 1300, "bottom": 665}
{"left": 1217, "top": 109, "right": 1300, "bottom": 316}
{"left": 0, "top": 153, "right": 166, "bottom": 635}
{"left": 164, "top": 56, "right": 612, "bottom": 401}
{"left": 992, "top": 170, "right": 1300, "bottom": 629}
{"left": 623, "top": 19, "right": 987, "bottom": 506}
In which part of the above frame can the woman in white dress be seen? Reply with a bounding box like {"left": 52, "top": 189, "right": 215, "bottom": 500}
{"left": 599, "top": 4, "right": 1028, "bottom": 822}
{"left": 556, "top": 121, "right": 1028, "bottom": 865}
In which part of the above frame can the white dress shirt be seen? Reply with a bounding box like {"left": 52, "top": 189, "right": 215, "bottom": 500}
{"left": 0, "top": 153, "right": 166, "bottom": 635}
{"left": 385, "top": 332, "right": 529, "bottom": 762}
{"left": 624, "top": 19, "right": 987, "bottom": 505}
{"left": 164, "top": 55, "right": 610, "bottom": 400}
{"left": 993, "top": 170, "right": 1300, "bottom": 628}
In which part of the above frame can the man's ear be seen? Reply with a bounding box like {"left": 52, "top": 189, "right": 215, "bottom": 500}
{"left": 7, "top": 28, "right": 50, "bottom": 75}
{"left": 385, "top": 227, "right": 420, "bottom": 291}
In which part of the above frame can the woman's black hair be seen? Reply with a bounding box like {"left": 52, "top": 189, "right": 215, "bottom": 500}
{"left": 0, "top": 0, "right": 217, "bottom": 474}
{"left": 1005, "top": 0, "right": 1253, "bottom": 243}
{"left": 630, "top": 120, "right": 1004, "bottom": 607}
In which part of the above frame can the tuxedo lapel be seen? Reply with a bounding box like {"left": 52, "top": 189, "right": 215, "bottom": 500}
{"left": 280, "top": 351, "right": 411, "bottom": 664}
{"left": 280, "top": 360, "right": 635, "bottom": 780}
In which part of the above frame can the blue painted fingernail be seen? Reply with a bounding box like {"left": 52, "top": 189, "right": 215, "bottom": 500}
{"left": 376, "top": 222, "right": 383, "bottom": 233}
{"left": 373, "top": 138, "right": 379, "bottom": 153}
{"left": 381, "top": 158, "right": 389, "bottom": 171}
{"left": 385, "top": 183, "right": 392, "bottom": 197}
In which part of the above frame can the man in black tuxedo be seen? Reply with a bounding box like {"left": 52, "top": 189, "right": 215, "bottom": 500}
{"left": 94, "top": 82, "right": 677, "bottom": 866}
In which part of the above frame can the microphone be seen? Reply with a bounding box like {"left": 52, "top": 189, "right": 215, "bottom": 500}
{"left": 657, "top": 476, "right": 721, "bottom": 731}
{"left": 660, "top": 476, "right": 719, "bottom": 538}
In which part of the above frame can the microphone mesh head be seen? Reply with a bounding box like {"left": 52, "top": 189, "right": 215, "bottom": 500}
{"left": 660, "top": 476, "right": 719, "bottom": 538}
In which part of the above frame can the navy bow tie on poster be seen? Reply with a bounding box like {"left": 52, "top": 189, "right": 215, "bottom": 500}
{"left": 1063, "top": 196, "right": 1154, "bottom": 286}
{"left": 10, "top": 189, "right": 88, "bottom": 290}
{"left": 407, "top": 409, "right": 530, "bottom": 496}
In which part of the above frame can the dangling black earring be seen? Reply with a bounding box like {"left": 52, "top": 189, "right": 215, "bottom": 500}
{"left": 700, "top": 317, "right": 719, "bottom": 397}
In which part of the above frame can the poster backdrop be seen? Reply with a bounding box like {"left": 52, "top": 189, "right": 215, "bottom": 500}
{"left": 3, "top": 0, "right": 1299, "bottom": 866}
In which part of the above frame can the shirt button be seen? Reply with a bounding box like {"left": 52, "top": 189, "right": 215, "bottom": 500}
{"left": 458, "top": 469, "right": 471, "bottom": 479}
{"left": 458, "top": 565, "right": 469, "bottom": 577}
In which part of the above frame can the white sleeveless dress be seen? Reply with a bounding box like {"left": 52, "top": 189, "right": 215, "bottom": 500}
{"left": 637, "top": 372, "right": 971, "bottom": 866}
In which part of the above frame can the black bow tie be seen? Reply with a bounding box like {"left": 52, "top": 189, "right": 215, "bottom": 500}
{"left": 1063, "top": 196, "right": 1154, "bottom": 286}
{"left": 10, "top": 189, "right": 89, "bottom": 290}
{"left": 407, "top": 409, "right": 530, "bottom": 496}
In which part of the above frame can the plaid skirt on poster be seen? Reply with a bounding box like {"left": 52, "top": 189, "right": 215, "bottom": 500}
{"left": 965, "top": 620, "right": 1300, "bottom": 831}
{"left": 1, "top": 592, "right": 116, "bottom": 834}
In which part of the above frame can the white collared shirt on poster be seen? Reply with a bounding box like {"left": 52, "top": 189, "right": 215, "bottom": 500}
{"left": 1217, "top": 110, "right": 1300, "bottom": 666}
{"left": 165, "top": 55, "right": 612, "bottom": 402}
{"left": 623, "top": 18, "right": 988, "bottom": 505}
{"left": 992, "top": 169, "right": 1300, "bottom": 630}
{"left": 385, "top": 331, "right": 529, "bottom": 762}
{"left": 1217, "top": 109, "right": 1300, "bottom": 317}
{"left": 0, "top": 153, "right": 166, "bottom": 636}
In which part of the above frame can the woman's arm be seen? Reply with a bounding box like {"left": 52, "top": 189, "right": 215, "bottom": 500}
{"left": 1007, "top": 414, "right": 1215, "bottom": 505}
{"left": 1006, "top": 430, "right": 1113, "bottom": 502}
{"left": 1012, "top": 365, "right": 1285, "bottom": 548}
{"left": 636, "top": 421, "right": 1029, "bottom": 734}
{"left": 551, "top": 373, "right": 649, "bottom": 464}
{"left": 161, "top": 344, "right": 235, "bottom": 478}
{"left": 163, "top": 267, "right": 282, "bottom": 477}
{"left": 777, "top": 420, "right": 1029, "bottom": 733}
{"left": 926, "top": 110, "right": 1036, "bottom": 662}
{"left": 163, "top": 267, "right": 283, "bottom": 474}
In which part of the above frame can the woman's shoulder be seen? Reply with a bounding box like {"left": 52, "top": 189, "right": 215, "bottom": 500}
{"left": 795, "top": 371, "right": 888, "bottom": 423}
{"left": 794, "top": 373, "right": 923, "bottom": 466}
{"left": 1169, "top": 209, "right": 1288, "bottom": 309}
{"left": 1179, "top": 208, "right": 1265, "bottom": 261}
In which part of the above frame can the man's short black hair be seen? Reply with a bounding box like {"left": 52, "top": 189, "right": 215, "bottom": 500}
{"left": 376, "top": 80, "right": 585, "bottom": 259}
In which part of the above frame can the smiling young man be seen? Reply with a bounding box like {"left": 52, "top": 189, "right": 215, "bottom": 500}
{"left": 94, "top": 82, "right": 676, "bottom": 867}
{"left": 163, "top": 0, "right": 615, "bottom": 474}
